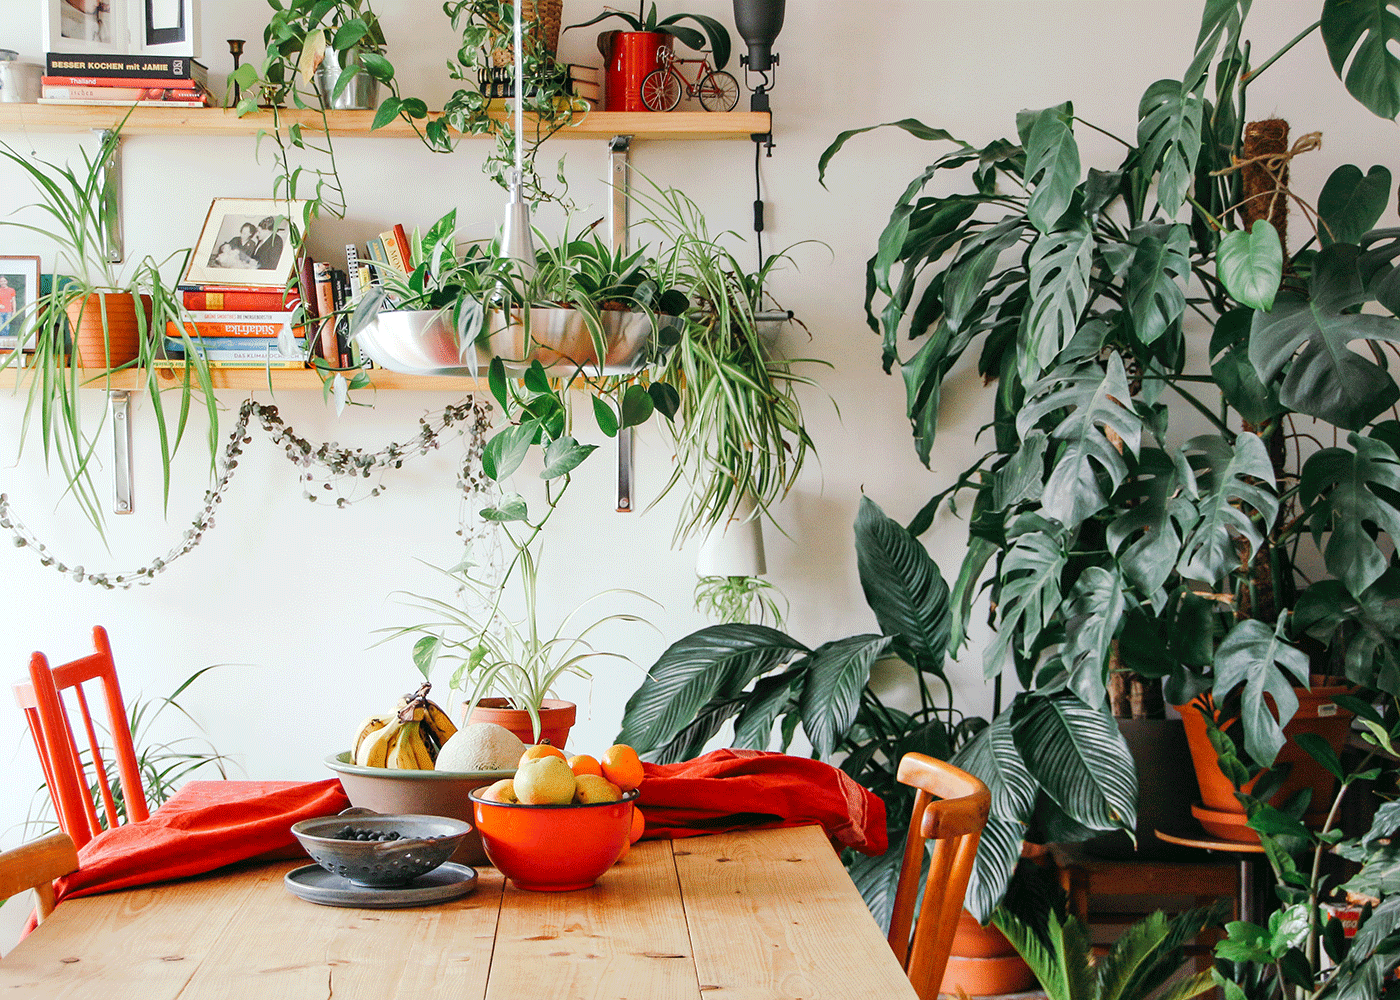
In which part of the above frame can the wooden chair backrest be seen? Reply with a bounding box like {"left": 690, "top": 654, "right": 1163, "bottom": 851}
{"left": 11, "top": 627, "right": 147, "bottom": 848}
{"left": 0, "top": 832, "right": 79, "bottom": 925}
{"left": 887, "top": 752, "right": 991, "bottom": 1000}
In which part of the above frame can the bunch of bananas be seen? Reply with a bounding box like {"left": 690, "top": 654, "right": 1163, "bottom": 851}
{"left": 352, "top": 682, "right": 459, "bottom": 770}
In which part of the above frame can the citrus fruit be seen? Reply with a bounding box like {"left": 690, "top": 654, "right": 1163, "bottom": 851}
{"left": 519, "top": 743, "right": 567, "bottom": 768}
{"left": 574, "top": 774, "right": 622, "bottom": 803}
{"left": 514, "top": 756, "right": 576, "bottom": 804}
{"left": 614, "top": 838, "right": 631, "bottom": 864}
{"left": 568, "top": 753, "right": 603, "bottom": 778}
{"left": 600, "top": 743, "right": 644, "bottom": 792}
{"left": 629, "top": 806, "right": 645, "bottom": 844}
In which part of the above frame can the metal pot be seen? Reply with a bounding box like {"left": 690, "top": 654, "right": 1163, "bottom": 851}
{"left": 314, "top": 49, "right": 381, "bottom": 110}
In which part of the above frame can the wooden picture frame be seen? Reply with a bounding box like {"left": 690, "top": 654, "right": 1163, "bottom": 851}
{"left": 182, "top": 199, "right": 306, "bottom": 290}
{"left": 44, "top": 0, "right": 130, "bottom": 56}
{"left": 131, "top": 0, "right": 200, "bottom": 57}
{"left": 0, "top": 255, "right": 42, "bottom": 351}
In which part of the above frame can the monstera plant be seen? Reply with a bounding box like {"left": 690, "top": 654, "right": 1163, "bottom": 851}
{"left": 818, "top": 0, "right": 1400, "bottom": 919}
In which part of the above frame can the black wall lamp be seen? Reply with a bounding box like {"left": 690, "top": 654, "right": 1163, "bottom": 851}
{"left": 733, "top": 0, "right": 785, "bottom": 267}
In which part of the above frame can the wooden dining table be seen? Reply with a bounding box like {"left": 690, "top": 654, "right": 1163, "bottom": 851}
{"left": 1, "top": 823, "right": 919, "bottom": 999}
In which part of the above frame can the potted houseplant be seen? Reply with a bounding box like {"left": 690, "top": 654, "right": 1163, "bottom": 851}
{"left": 0, "top": 124, "right": 218, "bottom": 536}
{"left": 567, "top": 3, "right": 731, "bottom": 113}
{"left": 818, "top": 0, "right": 1400, "bottom": 914}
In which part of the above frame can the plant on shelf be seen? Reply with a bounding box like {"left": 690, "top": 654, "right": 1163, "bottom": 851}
{"left": 818, "top": 0, "right": 1400, "bottom": 922}
{"left": 0, "top": 125, "right": 218, "bottom": 536}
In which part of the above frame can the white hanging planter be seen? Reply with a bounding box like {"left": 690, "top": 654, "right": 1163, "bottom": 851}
{"left": 696, "top": 494, "right": 767, "bottom": 578}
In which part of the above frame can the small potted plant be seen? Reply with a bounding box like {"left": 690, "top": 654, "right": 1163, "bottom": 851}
{"left": 567, "top": 3, "right": 731, "bottom": 113}
{"left": 256, "top": 0, "right": 395, "bottom": 111}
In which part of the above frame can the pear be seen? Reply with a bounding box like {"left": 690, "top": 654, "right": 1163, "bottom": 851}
{"left": 514, "top": 755, "right": 576, "bottom": 805}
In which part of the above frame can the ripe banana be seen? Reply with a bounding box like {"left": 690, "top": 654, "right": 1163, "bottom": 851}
{"left": 412, "top": 727, "right": 435, "bottom": 770}
{"left": 388, "top": 721, "right": 425, "bottom": 770}
{"left": 352, "top": 714, "right": 395, "bottom": 762}
{"left": 421, "top": 699, "right": 458, "bottom": 748}
{"left": 357, "top": 718, "right": 402, "bottom": 768}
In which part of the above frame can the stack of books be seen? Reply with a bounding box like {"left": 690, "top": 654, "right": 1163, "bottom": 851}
{"left": 166, "top": 282, "right": 306, "bottom": 368}
{"left": 40, "top": 52, "right": 210, "bottom": 107}
{"left": 567, "top": 64, "right": 601, "bottom": 107}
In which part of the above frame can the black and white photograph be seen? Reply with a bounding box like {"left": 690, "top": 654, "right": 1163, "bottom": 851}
{"left": 44, "top": 0, "right": 128, "bottom": 54}
{"left": 183, "top": 199, "right": 305, "bottom": 289}
{"left": 0, "top": 255, "right": 41, "bottom": 347}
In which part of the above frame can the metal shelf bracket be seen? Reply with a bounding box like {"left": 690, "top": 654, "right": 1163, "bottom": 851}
{"left": 110, "top": 389, "right": 133, "bottom": 514}
{"left": 91, "top": 128, "right": 124, "bottom": 264}
{"left": 610, "top": 135, "right": 635, "bottom": 513}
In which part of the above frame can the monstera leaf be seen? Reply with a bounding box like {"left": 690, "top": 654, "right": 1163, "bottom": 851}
{"left": 855, "top": 496, "right": 950, "bottom": 678}
{"left": 1318, "top": 163, "right": 1393, "bottom": 246}
{"left": 1295, "top": 572, "right": 1400, "bottom": 696}
{"left": 1210, "top": 308, "right": 1284, "bottom": 424}
{"left": 1300, "top": 432, "right": 1400, "bottom": 598}
{"left": 1017, "top": 355, "right": 1144, "bottom": 529}
{"left": 1061, "top": 567, "right": 1128, "bottom": 707}
{"left": 984, "top": 514, "right": 1068, "bottom": 677}
{"left": 1213, "top": 618, "right": 1311, "bottom": 767}
{"left": 1250, "top": 243, "right": 1400, "bottom": 430}
{"left": 1126, "top": 224, "right": 1191, "bottom": 344}
{"left": 1176, "top": 433, "right": 1278, "bottom": 584}
{"left": 1021, "top": 218, "right": 1095, "bottom": 379}
{"left": 1217, "top": 220, "right": 1282, "bottom": 311}
{"left": 1107, "top": 448, "right": 1198, "bottom": 603}
{"left": 1361, "top": 228, "right": 1400, "bottom": 315}
{"left": 1018, "top": 103, "right": 1080, "bottom": 234}
{"left": 1321, "top": 0, "right": 1400, "bottom": 120}
{"left": 1137, "top": 78, "right": 1205, "bottom": 214}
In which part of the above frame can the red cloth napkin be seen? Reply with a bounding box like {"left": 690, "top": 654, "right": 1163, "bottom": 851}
{"left": 635, "top": 748, "right": 888, "bottom": 855}
{"left": 51, "top": 778, "right": 349, "bottom": 904}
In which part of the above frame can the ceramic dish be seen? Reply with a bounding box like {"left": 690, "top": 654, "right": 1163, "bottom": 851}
{"left": 284, "top": 861, "right": 478, "bottom": 908}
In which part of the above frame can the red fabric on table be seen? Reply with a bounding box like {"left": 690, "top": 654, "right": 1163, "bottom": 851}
{"left": 635, "top": 748, "right": 888, "bottom": 855}
{"left": 51, "top": 778, "right": 349, "bottom": 904}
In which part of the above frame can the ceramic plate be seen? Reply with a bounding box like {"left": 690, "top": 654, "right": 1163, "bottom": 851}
{"left": 285, "top": 861, "right": 478, "bottom": 908}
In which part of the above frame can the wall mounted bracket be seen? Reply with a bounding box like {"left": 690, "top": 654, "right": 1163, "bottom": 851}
{"left": 110, "top": 390, "right": 133, "bottom": 514}
{"left": 609, "top": 135, "right": 635, "bottom": 513}
{"left": 91, "top": 128, "right": 124, "bottom": 264}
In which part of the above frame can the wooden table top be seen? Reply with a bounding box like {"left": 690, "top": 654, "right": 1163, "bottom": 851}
{"left": 1, "top": 824, "right": 918, "bottom": 999}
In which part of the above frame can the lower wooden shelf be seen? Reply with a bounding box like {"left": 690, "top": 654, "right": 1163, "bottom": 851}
{"left": 0, "top": 365, "right": 486, "bottom": 392}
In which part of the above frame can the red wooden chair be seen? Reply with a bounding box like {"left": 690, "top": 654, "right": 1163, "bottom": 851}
{"left": 0, "top": 832, "right": 79, "bottom": 926}
{"left": 12, "top": 627, "right": 148, "bottom": 848}
{"left": 887, "top": 752, "right": 992, "bottom": 1000}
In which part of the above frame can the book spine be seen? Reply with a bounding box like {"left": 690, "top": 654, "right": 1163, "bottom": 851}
{"left": 186, "top": 310, "right": 299, "bottom": 323}
{"left": 42, "top": 85, "right": 206, "bottom": 101}
{"left": 345, "top": 244, "right": 361, "bottom": 301}
{"left": 183, "top": 289, "right": 297, "bottom": 311}
{"left": 38, "top": 97, "right": 210, "bottom": 107}
{"left": 164, "top": 335, "right": 306, "bottom": 352}
{"left": 313, "top": 262, "right": 338, "bottom": 363}
{"left": 43, "top": 74, "right": 200, "bottom": 89}
{"left": 392, "top": 224, "right": 413, "bottom": 272}
{"left": 330, "top": 268, "right": 352, "bottom": 369}
{"left": 380, "top": 231, "right": 406, "bottom": 274}
{"left": 167, "top": 319, "right": 302, "bottom": 338}
{"left": 46, "top": 53, "right": 206, "bottom": 80}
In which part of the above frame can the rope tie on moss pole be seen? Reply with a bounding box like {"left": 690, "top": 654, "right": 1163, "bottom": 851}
{"left": 0, "top": 397, "right": 494, "bottom": 590}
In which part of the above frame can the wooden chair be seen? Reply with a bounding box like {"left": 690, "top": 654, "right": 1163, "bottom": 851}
{"left": 12, "top": 627, "right": 148, "bottom": 848}
{"left": 0, "top": 833, "right": 79, "bottom": 926}
{"left": 888, "top": 752, "right": 991, "bottom": 1000}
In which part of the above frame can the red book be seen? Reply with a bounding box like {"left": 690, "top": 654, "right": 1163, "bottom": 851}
{"left": 42, "top": 85, "right": 206, "bottom": 102}
{"left": 391, "top": 224, "right": 412, "bottom": 272}
{"left": 183, "top": 288, "right": 298, "bottom": 311}
{"left": 43, "top": 74, "right": 200, "bottom": 89}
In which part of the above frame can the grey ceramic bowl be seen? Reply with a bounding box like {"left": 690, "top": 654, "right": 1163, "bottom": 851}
{"left": 291, "top": 813, "right": 471, "bottom": 887}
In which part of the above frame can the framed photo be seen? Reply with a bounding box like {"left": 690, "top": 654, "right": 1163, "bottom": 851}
{"left": 182, "top": 199, "right": 306, "bottom": 290}
{"left": 44, "top": 0, "right": 130, "bottom": 55}
{"left": 131, "top": 0, "right": 200, "bottom": 57}
{"left": 0, "top": 255, "right": 42, "bottom": 350}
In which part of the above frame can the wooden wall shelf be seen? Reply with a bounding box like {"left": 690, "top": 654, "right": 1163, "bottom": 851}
{"left": 0, "top": 366, "right": 486, "bottom": 393}
{"left": 0, "top": 105, "right": 770, "bottom": 141}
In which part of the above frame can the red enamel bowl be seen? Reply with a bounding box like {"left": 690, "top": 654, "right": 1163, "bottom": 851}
{"left": 468, "top": 788, "right": 639, "bottom": 891}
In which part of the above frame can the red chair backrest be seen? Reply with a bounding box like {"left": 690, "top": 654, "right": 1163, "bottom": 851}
{"left": 12, "top": 627, "right": 147, "bottom": 847}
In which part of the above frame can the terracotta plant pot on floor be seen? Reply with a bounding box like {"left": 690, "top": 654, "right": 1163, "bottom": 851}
{"left": 1178, "top": 682, "right": 1354, "bottom": 843}
{"left": 939, "top": 909, "right": 1038, "bottom": 996}
{"left": 65, "top": 292, "right": 147, "bottom": 368}
{"left": 466, "top": 697, "right": 576, "bottom": 748}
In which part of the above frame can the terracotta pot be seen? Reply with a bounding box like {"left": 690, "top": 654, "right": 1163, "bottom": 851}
{"left": 466, "top": 697, "right": 576, "bottom": 749}
{"left": 605, "top": 31, "right": 670, "bottom": 112}
{"left": 939, "top": 910, "right": 1038, "bottom": 996}
{"left": 65, "top": 292, "right": 146, "bottom": 368}
{"left": 1178, "top": 683, "right": 1353, "bottom": 843}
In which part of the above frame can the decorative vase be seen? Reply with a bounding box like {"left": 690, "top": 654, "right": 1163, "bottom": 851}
{"left": 939, "top": 910, "right": 1038, "bottom": 996}
{"left": 695, "top": 493, "right": 766, "bottom": 578}
{"left": 466, "top": 697, "right": 576, "bottom": 748}
{"left": 1177, "top": 682, "right": 1354, "bottom": 843}
{"left": 65, "top": 292, "right": 145, "bottom": 369}
{"left": 605, "top": 31, "right": 670, "bottom": 112}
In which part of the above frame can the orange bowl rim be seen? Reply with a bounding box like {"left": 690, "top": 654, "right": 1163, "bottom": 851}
{"left": 468, "top": 788, "right": 640, "bottom": 809}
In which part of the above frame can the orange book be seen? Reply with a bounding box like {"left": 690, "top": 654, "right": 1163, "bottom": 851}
{"left": 313, "top": 262, "right": 338, "bottom": 363}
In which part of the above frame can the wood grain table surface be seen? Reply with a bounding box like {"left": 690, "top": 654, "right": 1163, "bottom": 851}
{"left": 1, "top": 824, "right": 918, "bottom": 999}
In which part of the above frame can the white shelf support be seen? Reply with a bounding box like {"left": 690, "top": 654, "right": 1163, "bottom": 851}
{"left": 610, "top": 135, "right": 635, "bottom": 514}
{"left": 110, "top": 390, "right": 133, "bottom": 514}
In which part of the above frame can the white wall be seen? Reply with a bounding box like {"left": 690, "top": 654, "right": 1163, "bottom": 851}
{"left": 0, "top": 0, "right": 1393, "bottom": 872}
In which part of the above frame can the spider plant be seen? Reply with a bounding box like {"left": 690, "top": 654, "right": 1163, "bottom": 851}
{"left": 693, "top": 573, "right": 787, "bottom": 627}
{"left": 0, "top": 125, "right": 218, "bottom": 537}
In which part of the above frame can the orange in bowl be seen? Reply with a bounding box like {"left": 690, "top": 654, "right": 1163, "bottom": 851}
{"left": 469, "top": 788, "right": 639, "bottom": 891}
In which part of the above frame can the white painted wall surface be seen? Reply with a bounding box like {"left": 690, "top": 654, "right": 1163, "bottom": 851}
{"left": 0, "top": 2, "right": 1393, "bottom": 894}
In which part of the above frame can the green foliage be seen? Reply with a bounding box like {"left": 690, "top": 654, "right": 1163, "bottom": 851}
{"left": 566, "top": 3, "right": 732, "bottom": 69}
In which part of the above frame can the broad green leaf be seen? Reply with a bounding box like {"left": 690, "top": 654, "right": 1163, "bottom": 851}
{"left": 1318, "top": 163, "right": 1393, "bottom": 245}
{"left": 816, "top": 118, "right": 969, "bottom": 189}
{"left": 1176, "top": 433, "right": 1278, "bottom": 584}
{"left": 797, "top": 635, "right": 892, "bottom": 758}
{"left": 950, "top": 535, "right": 997, "bottom": 655}
{"left": 952, "top": 724, "right": 1033, "bottom": 922}
{"left": 648, "top": 381, "right": 680, "bottom": 420}
{"left": 943, "top": 216, "right": 1027, "bottom": 334}
{"left": 1212, "top": 618, "right": 1310, "bottom": 767}
{"left": 983, "top": 514, "right": 1067, "bottom": 677}
{"left": 1300, "top": 431, "right": 1400, "bottom": 597}
{"left": 845, "top": 843, "right": 906, "bottom": 933}
{"left": 1188, "top": 0, "right": 1253, "bottom": 89}
{"left": 1125, "top": 225, "right": 1191, "bottom": 344}
{"left": 479, "top": 494, "right": 528, "bottom": 521}
{"left": 591, "top": 395, "right": 618, "bottom": 437}
{"left": 1012, "top": 691, "right": 1138, "bottom": 834}
{"left": 1106, "top": 448, "right": 1197, "bottom": 601}
{"left": 619, "top": 384, "right": 654, "bottom": 428}
{"left": 731, "top": 669, "right": 801, "bottom": 750}
{"left": 1061, "top": 566, "right": 1127, "bottom": 707}
{"left": 540, "top": 435, "right": 597, "bottom": 480}
{"left": 1020, "top": 218, "right": 1095, "bottom": 379}
{"left": 1209, "top": 308, "right": 1283, "bottom": 423}
{"left": 1137, "top": 78, "right": 1205, "bottom": 214}
{"left": 854, "top": 497, "right": 950, "bottom": 678}
{"left": 616, "top": 625, "right": 808, "bottom": 754}
{"left": 1017, "top": 103, "right": 1080, "bottom": 234}
{"left": 1295, "top": 572, "right": 1400, "bottom": 695}
{"left": 370, "top": 94, "right": 402, "bottom": 130}
{"left": 1017, "top": 354, "right": 1142, "bottom": 530}
{"left": 480, "top": 419, "right": 539, "bottom": 481}
{"left": 1217, "top": 220, "right": 1282, "bottom": 311}
{"left": 1250, "top": 243, "right": 1400, "bottom": 430}
{"left": 357, "top": 50, "right": 393, "bottom": 83}
{"left": 1321, "top": 0, "right": 1400, "bottom": 120}
{"left": 412, "top": 635, "right": 439, "bottom": 680}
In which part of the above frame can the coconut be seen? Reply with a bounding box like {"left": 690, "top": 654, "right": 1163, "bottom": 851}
{"left": 435, "top": 722, "right": 525, "bottom": 772}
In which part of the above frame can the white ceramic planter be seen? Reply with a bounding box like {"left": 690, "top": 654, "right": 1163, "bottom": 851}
{"left": 696, "top": 494, "right": 767, "bottom": 578}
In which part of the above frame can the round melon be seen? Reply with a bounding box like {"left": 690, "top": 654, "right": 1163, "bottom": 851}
{"left": 435, "top": 722, "right": 525, "bottom": 772}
